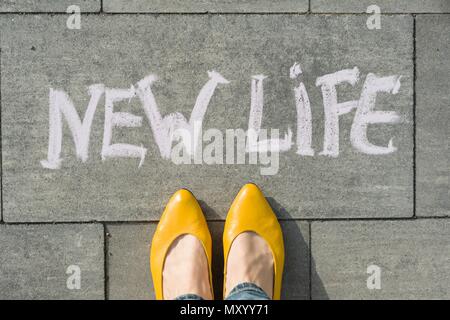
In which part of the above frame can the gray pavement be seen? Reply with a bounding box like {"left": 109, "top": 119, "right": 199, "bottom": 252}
{"left": 416, "top": 15, "right": 449, "bottom": 218}
{"left": 311, "top": 0, "right": 450, "bottom": 13}
{"left": 103, "top": 0, "right": 309, "bottom": 13}
{"left": 107, "top": 221, "right": 310, "bottom": 300}
{"left": 0, "top": 1, "right": 449, "bottom": 300}
{"left": 0, "top": 224, "right": 104, "bottom": 299}
{"left": 311, "top": 220, "right": 450, "bottom": 299}
{"left": 1, "top": 14, "right": 414, "bottom": 222}
{"left": 0, "top": 0, "right": 100, "bottom": 12}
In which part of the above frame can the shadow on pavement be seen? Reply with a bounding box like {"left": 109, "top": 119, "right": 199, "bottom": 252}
{"left": 268, "top": 197, "right": 329, "bottom": 300}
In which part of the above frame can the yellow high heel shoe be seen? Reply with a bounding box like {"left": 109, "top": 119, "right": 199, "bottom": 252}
{"left": 223, "top": 183, "right": 285, "bottom": 300}
{"left": 150, "top": 189, "right": 213, "bottom": 300}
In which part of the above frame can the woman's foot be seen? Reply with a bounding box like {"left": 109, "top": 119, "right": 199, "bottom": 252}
{"left": 225, "top": 231, "right": 274, "bottom": 298}
{"left": 163, "top": 234, "right": 213, "bottom": 300}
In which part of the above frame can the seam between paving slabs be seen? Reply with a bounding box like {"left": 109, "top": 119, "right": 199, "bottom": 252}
{"left": 2, "top": 216, "right": 449, "bottom": 227}
{"left": 412, "top": 14, "right": 417, "bottom": 219}
{"left": 0, "top": 12, "right": 448, "bottom": 15}
{"left": 308, "top": 221, "right": 312, "bottom": 300}
{"left": 103, "top": 222, "right": 109, "bottom": 300}
{"left": 0, "top": 47, "right": 3, "bottom": 223}
{"left": 310, "top": 11, "right": 450, "bottom": 14}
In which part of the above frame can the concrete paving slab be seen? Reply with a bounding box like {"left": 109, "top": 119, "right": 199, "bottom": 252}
{"left": 0, "top": 0, "right": 100, "bottom": 12}
{"left": 311, "top": 0, "right": 450, "bottom": 13}
{"left": 0, "top": 224, "right": 104, "bottom": 299}
{"left": 1, "top": 14, "right": 413, "bottom": 222}
{"left": 311, "top": 220, "right": 450, "bottom": 299}
{"left": 106, "top": 223, "right": 155, "bottom": 300}
{"left": 416, "top": 15, "right": 450, "bottom": 217}
{"left": 103, "top": 0, "right": 309, "bottom": 13}
{"left": 107, "top": 221, "right": 309, "bottom": 299}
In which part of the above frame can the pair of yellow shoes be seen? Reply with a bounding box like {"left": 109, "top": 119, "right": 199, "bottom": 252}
{"left": 150, "top": 183, "right": 285, "bottom": 300}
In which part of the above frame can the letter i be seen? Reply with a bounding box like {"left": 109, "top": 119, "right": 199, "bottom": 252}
{"left": 291, "top": 63, "right": 314, "bottom": 156}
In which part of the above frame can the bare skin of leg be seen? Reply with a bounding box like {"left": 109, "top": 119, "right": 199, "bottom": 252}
{"left": 162, "top": 234, "right": 212, "bottom": 300}
{"left": 225, "top": 232, "right": 274, "bottom": 298}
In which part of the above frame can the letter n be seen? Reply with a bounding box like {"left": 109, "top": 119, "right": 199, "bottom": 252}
{"left": 40, "top": 84, "right": 104, "bottom": 169}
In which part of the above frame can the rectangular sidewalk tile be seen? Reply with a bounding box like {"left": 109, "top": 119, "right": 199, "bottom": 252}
{"left": 311, "top": 0, "right": 450, "bottom": 13}
{"left": 1, "top": 15, "right": 413, "bottom": 221}
{"left": 0, "top": 0, "right": 100, "bottom": 12}
{"left": 106, "top": 224, "right": 155, "bottom": 300}
{"left": 0, "top": 224, "right": 104, "bottom": 299}
{"left": 103, "top": 0, "right": 308, "bottom": 13}
{"left": 311, "top": 220, "right": 450, "bottom": 299}
{"left": 416, "top": 15, "right": 449, "bottom": 217}
{"left": 107, "top": 221, "right": 309, "bottom": 299}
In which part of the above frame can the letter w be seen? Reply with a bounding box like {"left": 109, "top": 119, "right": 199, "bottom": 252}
{"left": 135, "top": 71, "right": 229, "bottom": 159}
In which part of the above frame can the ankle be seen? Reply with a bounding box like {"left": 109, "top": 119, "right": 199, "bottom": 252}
{"left": 163, "top": 235, "right": 212, "bottom": 300}
{"left": 225, "top": 232, "right": 274, "bottom": 298}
